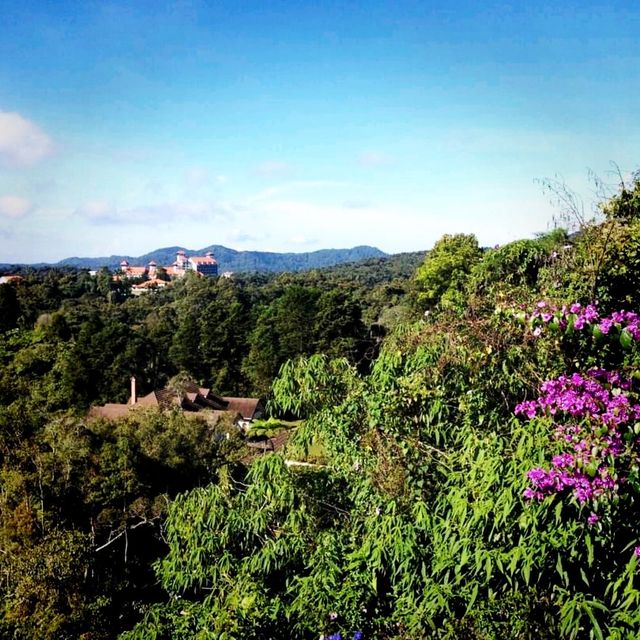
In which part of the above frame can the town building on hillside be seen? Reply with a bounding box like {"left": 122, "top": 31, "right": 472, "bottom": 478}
{"left": 130, "top": 278, "right": 170, "bottom": 296}
{"left": 118, "top": 250, "right": 218, "bottom": 285}
{"left": 0, "top": 275, "right": 23, "bottom": 284}
{"left": 118, "top": 260, "right": 149, "bottom": 279}
{"left": 89, "top": 377, "right": 262, "bottom": 430}
{"left": 172, "top": 250, "right": 218, "bottom": 277}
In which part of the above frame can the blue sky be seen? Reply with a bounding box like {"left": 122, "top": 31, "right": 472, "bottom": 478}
{"left": 0, "top": 0, "right": 638, "bottom": 262}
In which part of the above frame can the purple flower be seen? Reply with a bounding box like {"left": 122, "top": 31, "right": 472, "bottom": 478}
{"left": 353, "top": 633, "right": 364, "bottom": 640}
{"left": 552, "top": 453, "right": 574, "bottom": 468}
{"left": 599, "top": 318, "right": 614, "bottom": 334}
{"left": 587, "top": 512, "right": 599, "bottom": 526}
{"left": 635, "top": 546, "right": 640, "bottom": 558}
{"left": 515, "top": 400, "right": 538, "bottom": 419}
{"left": 584, "top": 305, "right": 599, "bottom": 322}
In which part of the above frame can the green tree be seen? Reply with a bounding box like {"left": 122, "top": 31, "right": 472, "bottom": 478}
{"left": 0, "top": 283, "right": 20, "bottom": 332}
{"left": 414, "top": 233, "right": 482, "bottom": 310}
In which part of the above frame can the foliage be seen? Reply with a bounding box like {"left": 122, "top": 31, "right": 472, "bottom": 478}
{"left": 124, "top": 170, "right": 640, "bottom": 639}
{"left": 0, "top": 404, "right": 241, "bottom": 639}
{"left": 4, "top": 170, "right": 640, "bottom": 639}
{"left": 414, "top": 233, "right": 482, "bottom": 310}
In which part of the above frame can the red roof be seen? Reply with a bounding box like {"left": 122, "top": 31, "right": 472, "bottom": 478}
{"left": 89, "top": 381, "right": 262, "bottom": 424}
{"left": 131, "top": 278, "right": 169, "bottom": 290}
{"left": 189, "top": 256, "right": 217, "bottom": 265}
{"left": 221, "top": 397, "right": 262, "bottom": 420}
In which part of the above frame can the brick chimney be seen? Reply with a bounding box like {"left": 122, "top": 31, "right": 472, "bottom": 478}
{"left": 130, "top": 376, "right": 137, "bottom": 405}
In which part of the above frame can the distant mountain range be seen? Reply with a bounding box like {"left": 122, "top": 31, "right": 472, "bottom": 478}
{"left": 2, "top": 245, "right": 388, "bottom": 274}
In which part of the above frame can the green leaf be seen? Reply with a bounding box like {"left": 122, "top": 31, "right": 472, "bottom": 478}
{"left": 620, "top": 328, "right": 633, "bottom": 349}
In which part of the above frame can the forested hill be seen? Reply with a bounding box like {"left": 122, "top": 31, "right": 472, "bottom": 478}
{"left": 4, "top": 172, "right": 640, "bottom": 639}
{"left": 38, "top": 244, "right": 387, "bottom": 273}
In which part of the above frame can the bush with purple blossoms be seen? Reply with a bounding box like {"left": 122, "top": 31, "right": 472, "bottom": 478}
{"left": 516, "top": 301, "right": 640, "bottom": 346}
{"left": 516, "top": 368, "right": 640, "bottom": 511}
{"left": 516, "top": 302, "right": 640, "bottom": 537}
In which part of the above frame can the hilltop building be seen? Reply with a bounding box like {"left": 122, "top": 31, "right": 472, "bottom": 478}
{"left": 119, "top": 250, "right": 218, "bottom": 279}
{"left": 172, "top": 250, "right": 218, "bottom": 277}
{"left": 116, "top": 250, "right": 218, "bottom": 294}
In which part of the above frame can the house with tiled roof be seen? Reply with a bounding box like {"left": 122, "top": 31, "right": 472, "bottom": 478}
{"left": 89, "top": 377, "right": 262, "bottom": 429}
{"left": 220, "top": 397, "right": 264, "bottom": 428}
{"left": 0, "top": 275, "right": 23, "bottom": 284}
{"left": 118, "top": 261, "right": 149, "bottom": 278}
{"left": 130, "top": 278, "right": 170, "bottom": 296}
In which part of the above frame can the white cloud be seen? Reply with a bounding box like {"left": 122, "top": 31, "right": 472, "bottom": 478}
{"left": 76, "top": 200, "right": 115, "bottom": 221}
{"left": 0, "top": 111, "right": 54, "bottom": 167}
{"left": 185, "top": 166, "right": 210, "bottom": 188}
{"left": 255, "top": 161, "right": 292, "bottom": 177}
{"left": 75, "top": 198, "right": 232, "bottom": 225}
{"left": 252, "top": 180, "right": 355, "bottom": 202}
{"left": 243, "top": 190, "right": 554, "bottom": 255}
{"left": 443, "top": 127, "right": 568, "bottom": 155}
{"left": 0, "top": 195, "right": 33, "bottom": 218}
{"left": 359, "top": 151, "right": 391, "bottom": 167}
{"left": 343, "top": 199, "right": 371, "bottom": 209}
{"left": 227, "top": 228, "right": 258, "bottom": 243}
{"left": 288, "top": 234, "right": 316, "bottom": 245}
{"left": 184, "top": 167, "right": 228, "bottom": 191}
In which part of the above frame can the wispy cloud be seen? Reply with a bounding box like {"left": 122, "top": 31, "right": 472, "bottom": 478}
{"left": 255, "top": 161, "right": 292, "bottom": 177}
{"left": 253, "top": 180, "right": 355, "bottom": 202}
{"left": 343, "top": 199, "right": 371, "bottom": 209}
{"left": 443, "top": 127, "right": 566, "bottom": 155}
{"left": 288, "top": 234, "right": 317, "bottom": 245}
{"left": 227, "top": 228, "right": 258, "bottom": 243}
{"left": 184, "top": 166, "right": 228, "bottom": 191}
{"left": 359, "top": 151, "right": 391, "bottom": 167}
{"left": 76, "top": 200, "right": 114, "bottom": 221}
{"left": 75, "top": 198, "right": 233, "bottom": 225}
{"left": 0, "top": 111, "right": 54, "bottom": 167}
{"left": 0, "top": 195, "right": 33, "bottom": 218}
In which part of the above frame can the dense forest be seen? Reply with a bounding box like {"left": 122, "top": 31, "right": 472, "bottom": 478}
{"left": 2, "top": 171, "right": 640, "bottom": 639}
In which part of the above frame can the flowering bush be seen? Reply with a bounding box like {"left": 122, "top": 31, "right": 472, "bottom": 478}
{"left": 516, "top": 369, "right": 640, "bottom": 510}
{"left": 516, "top": 302, "right": 640, "bottom": 531}
{"left": 516, "top": 301, "right": 640, "bottom": 345}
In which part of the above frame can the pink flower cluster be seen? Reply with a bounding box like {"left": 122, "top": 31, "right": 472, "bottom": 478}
{"left": 516, "top": 370, "right": 640, "bottom": 510}
{"left": 519, "top": 301, "right": 640, "bottom": 342}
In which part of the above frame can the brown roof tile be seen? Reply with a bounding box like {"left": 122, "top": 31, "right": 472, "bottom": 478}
{"left": 189, "top": 256, "right": 217, "bottom": 264}
{"left": 221, "top": 397, "right": 263, "bottom": 420}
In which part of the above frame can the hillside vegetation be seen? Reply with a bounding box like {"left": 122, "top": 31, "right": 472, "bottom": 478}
{"left": 2, "top": 171, "right": 640, "bottom": 639}
{"left": 3, "top": 244, "right": 387, "bottom": 273}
